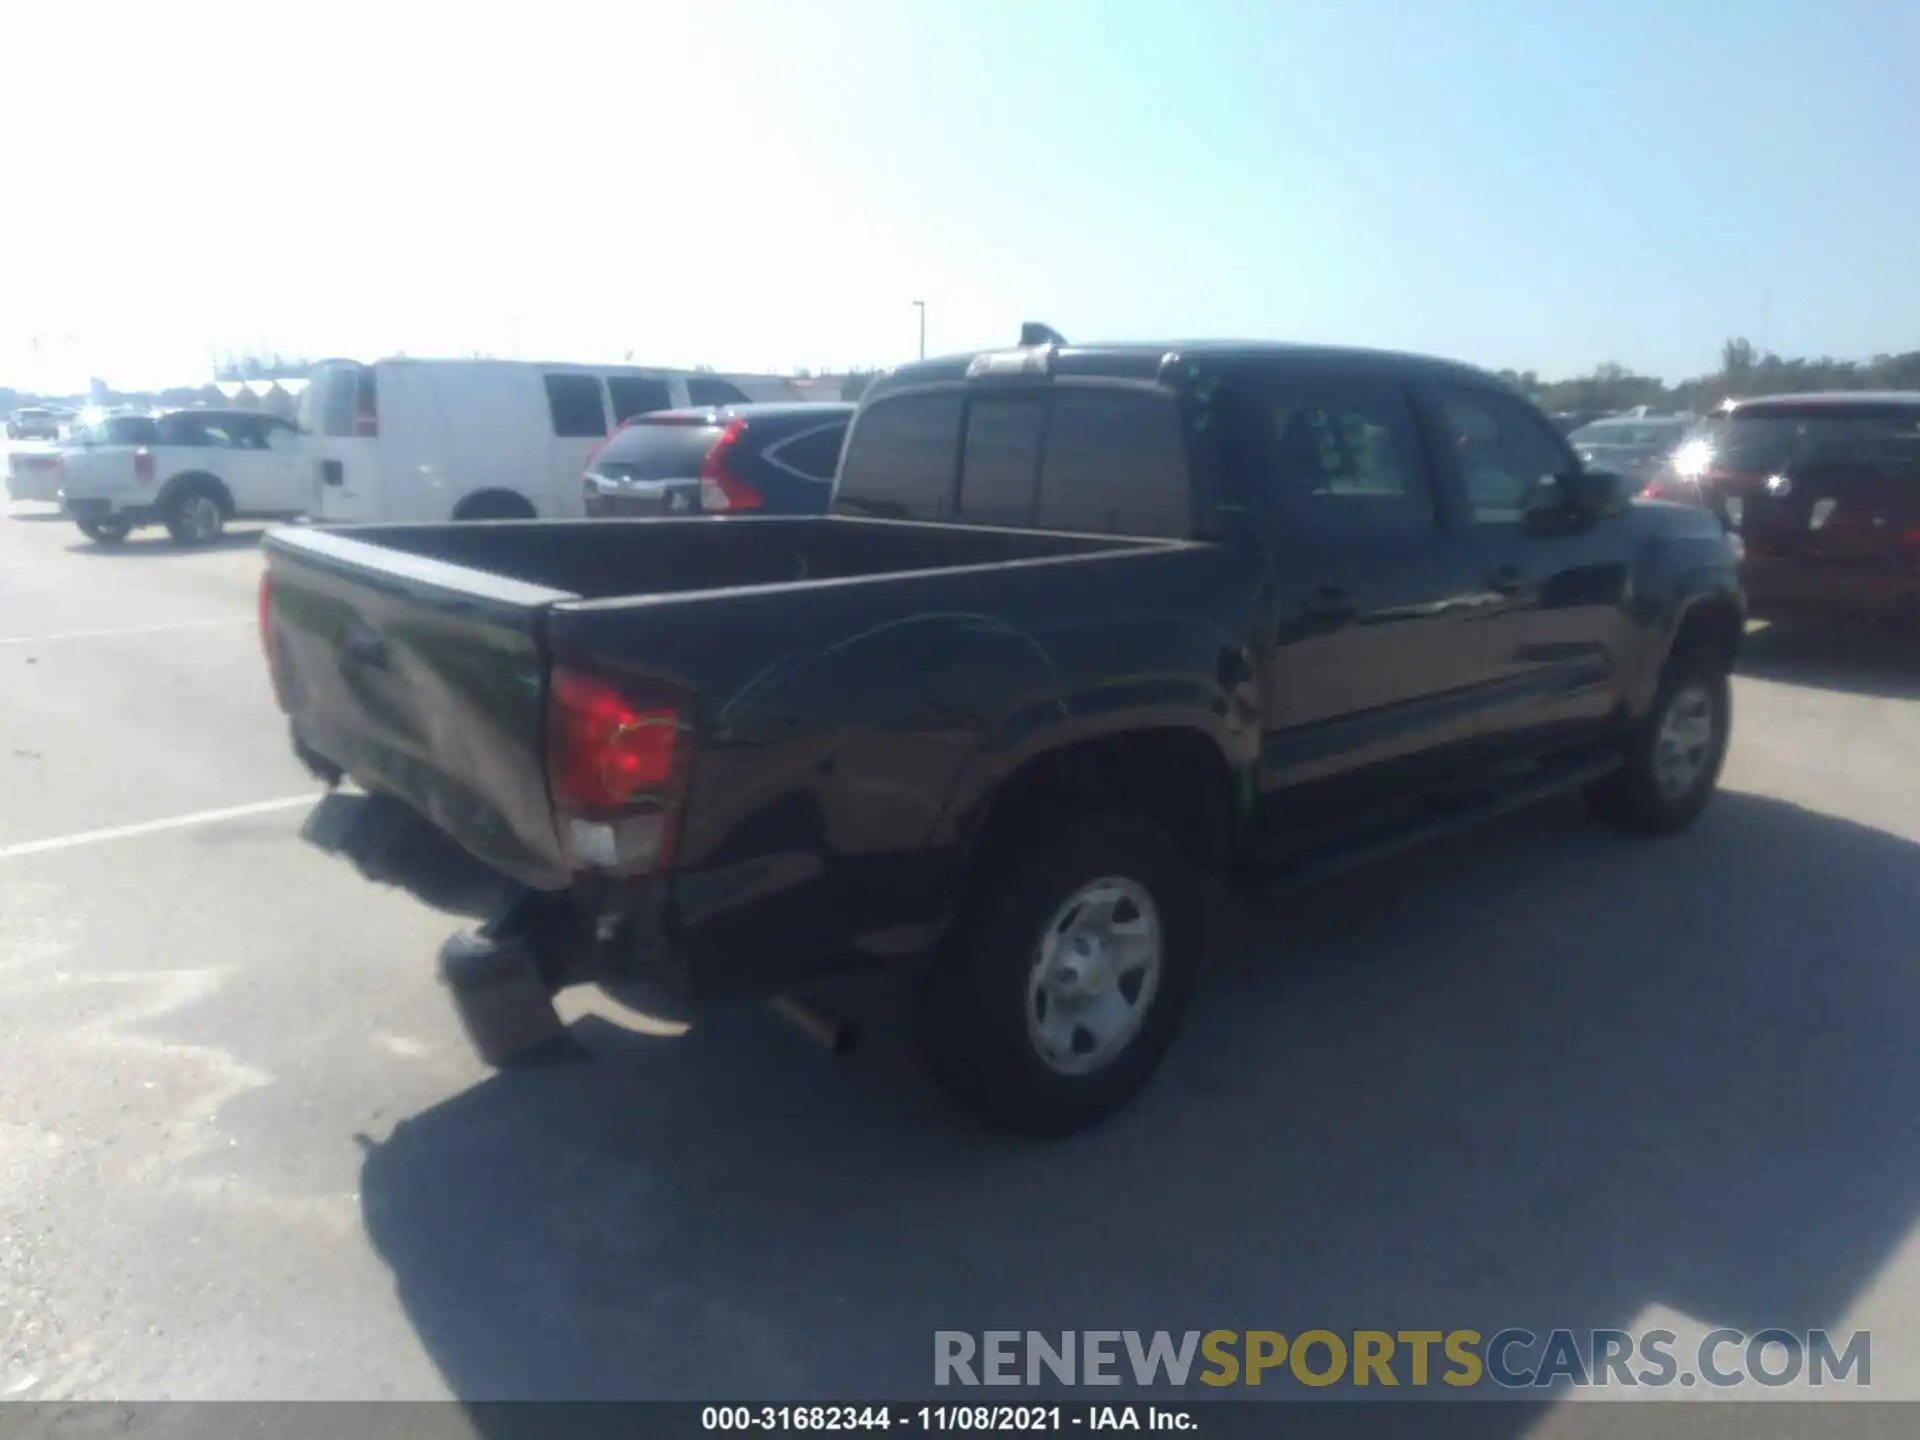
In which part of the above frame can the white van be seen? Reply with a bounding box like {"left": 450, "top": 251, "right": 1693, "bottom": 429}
{"left": 299, "top": 358, "right": 756, "bottom": 523}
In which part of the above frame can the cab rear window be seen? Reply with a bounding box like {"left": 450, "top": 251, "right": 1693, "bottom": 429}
{"left": 834, "top": 385, "right": 1190, "bottom": 535}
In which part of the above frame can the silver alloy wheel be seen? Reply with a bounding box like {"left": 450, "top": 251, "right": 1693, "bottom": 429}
{"left": 1025, "top": 876, "right": 1163, "bottom": 1076}
{"left": 1653, "top": 681, "right": 1715, "bottom": 801}
{"left": 181, "top": 494, "right": 222, "bottom": 542}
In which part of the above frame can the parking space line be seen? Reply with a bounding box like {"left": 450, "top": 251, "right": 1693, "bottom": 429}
{"left": 0, "top": 619, "right": 252, "bottom": 645}
{"left": 0, "top": 796, "right": 318, "bottom": 861}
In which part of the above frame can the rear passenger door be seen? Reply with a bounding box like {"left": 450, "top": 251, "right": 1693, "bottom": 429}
{"left": 1228, "top": 373, "right": 1491, "bottom": 816}
{"left": 1420, "top": 382, "right": 1629, "bottom": 758}
{"left": 757, "top": 415, "right": 850, "bottom": 514}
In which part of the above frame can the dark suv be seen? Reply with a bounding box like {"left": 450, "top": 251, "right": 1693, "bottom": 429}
{"left": 582, "top": 403, "right": 854, "bottom": 518}
{"left": 1645, "top": 392, "right": 1920, "bottom": 624}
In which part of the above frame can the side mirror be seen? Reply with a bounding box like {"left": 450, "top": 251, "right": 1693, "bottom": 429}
{"left": 1558, "top": 467, "right": 1631, "bottom": 521}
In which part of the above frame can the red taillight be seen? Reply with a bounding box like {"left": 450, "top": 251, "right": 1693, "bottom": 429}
{"left": 546, "top": 667, "right": 691, "bottom": 874}
{"left": 547, "top": 668, "right": 681, "bottom": 810}
{"left": 258, "top": 571, "right": 287, "bottom": 713}
{"left": 134, "top": 448, "right": 155, "bottom": 484}
{"left": 699, "top": 418, "right": 763, "bottom": 512}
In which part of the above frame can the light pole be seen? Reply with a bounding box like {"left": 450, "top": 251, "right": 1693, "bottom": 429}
{"left": 911, "top": 300, "right": 926, "bottom": 360}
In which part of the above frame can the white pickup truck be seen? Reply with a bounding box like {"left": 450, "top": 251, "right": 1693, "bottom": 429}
{"left": 60, "top": 408, "right": 308, "bottom": 545}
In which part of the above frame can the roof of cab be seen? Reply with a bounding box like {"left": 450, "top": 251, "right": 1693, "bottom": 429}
{"left": 867, "top": 338, "right": 1509, "bottom": 399}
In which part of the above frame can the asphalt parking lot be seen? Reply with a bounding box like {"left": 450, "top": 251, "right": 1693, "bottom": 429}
{"left": 4, "top": 489, "right": 1920, "bottom": 1417}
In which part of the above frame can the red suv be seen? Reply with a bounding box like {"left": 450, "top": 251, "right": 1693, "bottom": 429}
{"left": 1644, "top": 393, "right": 1920, "bottom": 625}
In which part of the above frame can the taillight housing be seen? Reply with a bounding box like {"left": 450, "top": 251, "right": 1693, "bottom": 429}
{"left": 546, "top": 666, "right": 694, "bottom": 875}
{"left": 134, "top": 448, "right": 155, "bottom": 485}
{"left": 699, "top": 419, "right": 763, "bottom": 512}
{"left": 258, "top": 570, "right": 288, "bottom": 713}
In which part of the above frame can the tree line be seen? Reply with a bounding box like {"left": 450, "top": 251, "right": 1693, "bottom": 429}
{"left": 1498, "top": 338, "right": 1920, "bottom": 417}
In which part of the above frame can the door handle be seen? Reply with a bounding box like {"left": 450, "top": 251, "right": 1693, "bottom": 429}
{"left": 1487, "top": 565, "right": 1525, "bottom": 597}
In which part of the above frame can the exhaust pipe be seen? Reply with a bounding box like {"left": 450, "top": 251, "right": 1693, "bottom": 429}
{"left": 769, "top": 995, "right": 859, "bottom": 1056}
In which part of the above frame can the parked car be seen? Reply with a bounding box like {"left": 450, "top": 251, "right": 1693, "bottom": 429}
{"left": 1644, "top": 391, "right": 1920, "bottom": 624}
{"left": 299, "top": 358, "right": 757, "bottom": 525}
{"left": 7, "top": 407, "right": 61, "bottom": 441}
{"left": 260, "top": 330, "right": 1743, "bottom": 1137}
{"left": 59, "top": 408, "right": 307, "bottom": 545}
{"left": 582, "top": 403, "right": 855, "bottom": 518}
{"left": 1551, "top": 409, "right": 1614, "bottom": 436}
{"left": 1567, "top": 415, "right": 1692, "bottom": 490}
{"left": 5, "top": 446, "right": 65, "bottom": 502}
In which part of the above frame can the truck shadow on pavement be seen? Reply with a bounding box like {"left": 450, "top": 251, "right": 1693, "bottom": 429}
{"left": 358, "top": 790, "right": 1920, "bottom": 1416}
{"left": 64, "top": 530, "right": 266, "bottom": 558}
{"left": 1738, "top": 621, "right": 1920, "bottom": 700}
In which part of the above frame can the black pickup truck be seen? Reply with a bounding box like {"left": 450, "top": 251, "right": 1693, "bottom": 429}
{"left": 261, "top": 333, "right": 1744, "bottom": 1136}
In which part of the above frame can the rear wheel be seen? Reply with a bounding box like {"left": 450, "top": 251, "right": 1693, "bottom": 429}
{"left": 918, "top": 813, "right": 1201, "bottom": 1137}
{"left": 165, "top": 488, "right": 226, "bottom": 546}
{"left": 1586, "top": 647, "right": 1732, "bottom": 835}
{"left": 76, "top": 517, "right": 131, "bottom": 545}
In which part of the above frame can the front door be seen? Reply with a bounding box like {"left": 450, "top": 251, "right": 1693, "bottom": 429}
{"left": 1228, "top": 371, "right": 1493, "bottom": 843}
{"left": 1420, "top": 382, "right": 1631, "bottom": 760}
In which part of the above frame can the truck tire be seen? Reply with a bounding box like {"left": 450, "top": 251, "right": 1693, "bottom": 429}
{"left": 919, "top": 812, "right": 1201, "bottom": 1137}
{"left": 76, "top": 517, "right": 131, "bottom": 545}
{"left": 164, "top": 484, "right": 227, "bottom": 546}
{"left": 1585, "top": 646, "right": 1732, "bottom": 836}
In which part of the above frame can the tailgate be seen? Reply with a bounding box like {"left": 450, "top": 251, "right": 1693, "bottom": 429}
{"left": 57, "top": 446, "right": 134, "bottom": 497}
{"left": 263, "top": 526, "right": 579, "bottom": 891}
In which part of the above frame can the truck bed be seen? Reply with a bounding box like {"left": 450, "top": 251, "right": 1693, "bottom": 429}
{"left": 262, "top": 515, "right": 1205, "bottom": 893}
{"left": 308, "top": 515, "right": 1172, "bottom": 601}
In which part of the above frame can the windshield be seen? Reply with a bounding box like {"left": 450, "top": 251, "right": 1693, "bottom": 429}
{"left": 590, "top": 419, "right": 724, "bottom": 480}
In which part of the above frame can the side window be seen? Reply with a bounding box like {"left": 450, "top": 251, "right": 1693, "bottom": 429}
{"left": 834, "top": 392, "right": 964, "bottom": 519}
{"left": 264, "top": 421, "right": 301, "bottom": 451}
{"left": 109, "top": 416, "right": 159, "bottom": 446}
{"left": 956, "top": 395, "right": 1045, "bottom": 526}
{"left": 689, "top": 377, "right": 754, "bottom": 408}
{"left": 1036, "top": 388, "right": 1190, "bottom": 537}
{"left": 1252, "top": 382, "right": 1433, "bottom": 533}
{"left": 158, "top": 415, "right": 228, "bottom": 448}
{"left": 1434, "top": 387, "right": 1572, "bottom": 525}
{"left": 607, "top": 376, "right": 673, "bottom": 423}
{"left": 767, "top": 420, "right": 848, "bottom": 482}
{"left": 544, "top": 373, "right": 608, "bottom": 438}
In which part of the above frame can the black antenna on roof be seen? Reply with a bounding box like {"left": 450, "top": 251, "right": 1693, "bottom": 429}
{"left": 1020, "top": 322, "right": 1067, "bottom": 348}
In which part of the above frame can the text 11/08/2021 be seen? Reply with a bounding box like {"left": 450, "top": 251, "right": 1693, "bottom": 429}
{"left": 702, "top": 1406, "right": 1192, "bottom": 1432}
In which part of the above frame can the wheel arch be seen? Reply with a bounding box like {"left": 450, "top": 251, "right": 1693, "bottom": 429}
{"left": 944, "top": 720, "right": 1246, "bottom": 924}
{"left": 157, "top": 469, "right": 235, "bottom": 517}
{"left": 452, "top": 488, "right": 539, "bottom": 521}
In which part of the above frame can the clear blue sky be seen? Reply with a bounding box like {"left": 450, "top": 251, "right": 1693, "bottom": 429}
{"left": 6, "top": 0, "right": 1914, "bottom": 389}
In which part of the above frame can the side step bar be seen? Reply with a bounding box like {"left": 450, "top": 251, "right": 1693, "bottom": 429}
{"left": 1256, "top": 752, "right": 1624, "bottom": 893}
